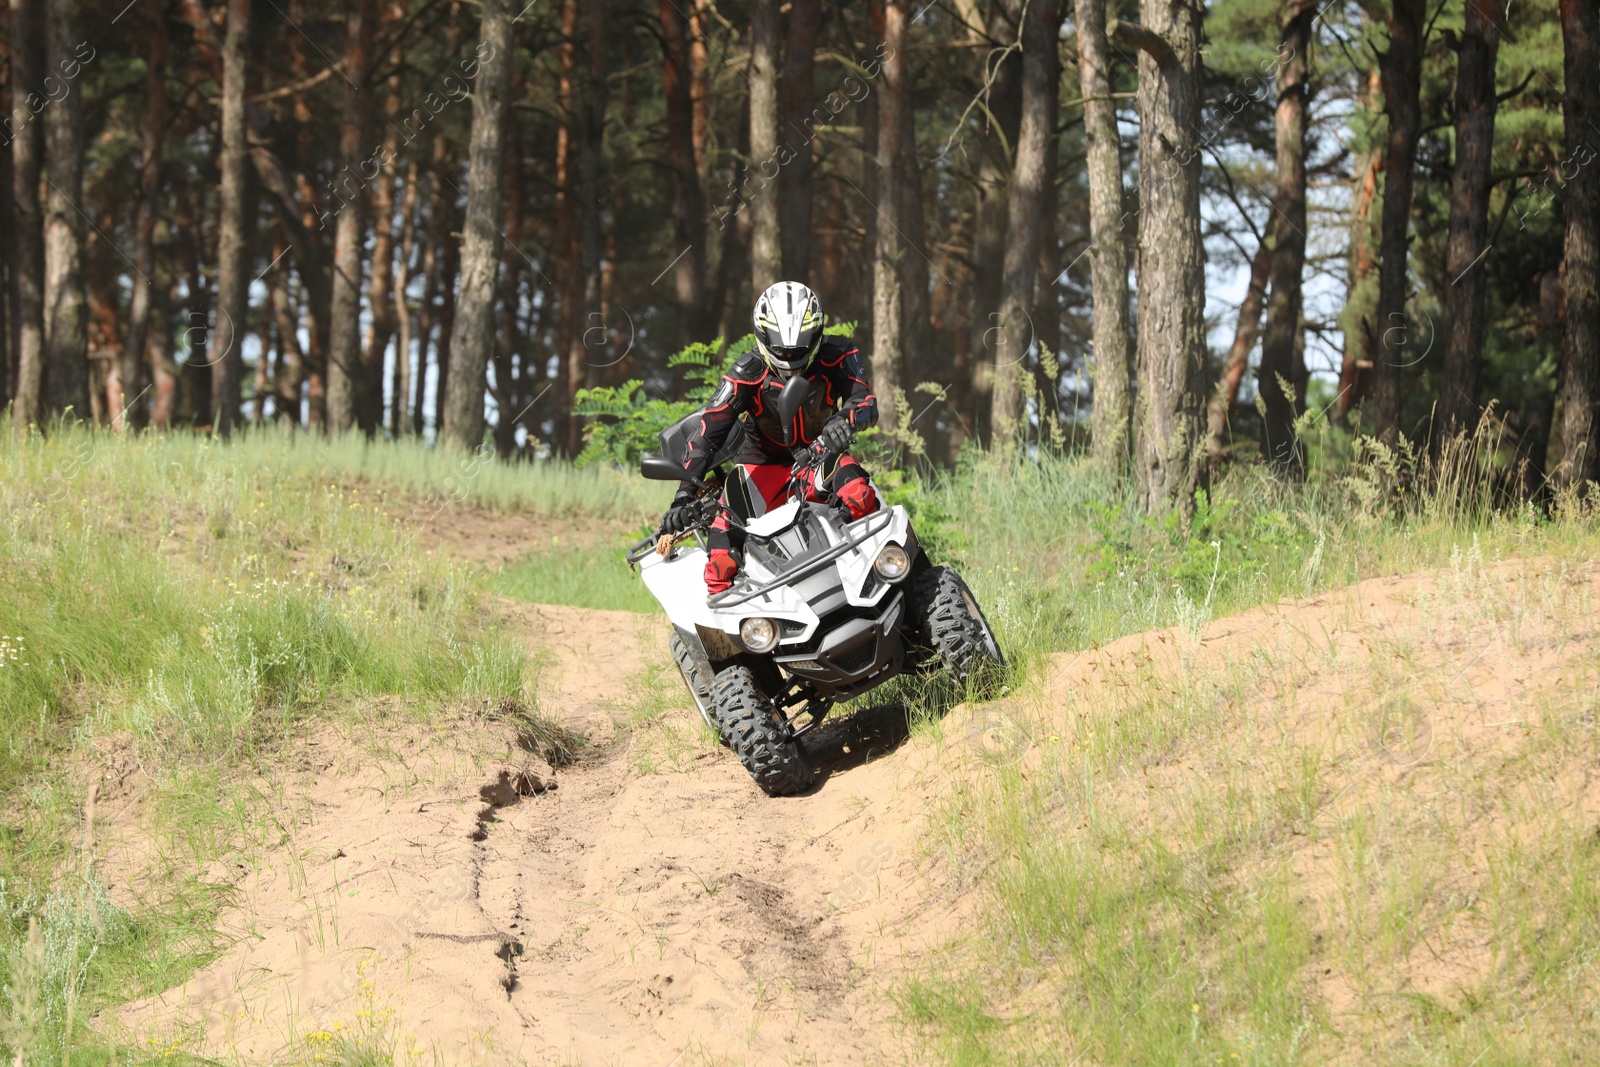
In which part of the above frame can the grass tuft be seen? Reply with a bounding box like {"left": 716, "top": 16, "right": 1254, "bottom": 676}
{"left": 488, "top": 697, "right": 587, "bottom": 768}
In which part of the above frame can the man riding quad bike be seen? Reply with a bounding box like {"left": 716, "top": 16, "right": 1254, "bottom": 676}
{"left": 661, "top": 281, "right": 882, "bottom": 595}
{"left": 629, "top": 281, "right": 1005, "bottom": 796}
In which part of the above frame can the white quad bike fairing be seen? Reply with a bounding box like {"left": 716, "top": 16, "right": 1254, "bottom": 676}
{"left": 636, "top": 500, "right": 913, "bottom": 649}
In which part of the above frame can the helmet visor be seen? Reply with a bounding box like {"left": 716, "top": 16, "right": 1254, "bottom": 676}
{"left": 766, "top": 344, "right": 813, "bottom": 376}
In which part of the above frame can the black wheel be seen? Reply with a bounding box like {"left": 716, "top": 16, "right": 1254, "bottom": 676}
{"left": 711, "top": 665, "right": 812, "bottom": 796}
{"left": 670, "top": 629, "right": 720, "bottom": 737}
{"left": 908, "top": 566, "right": 1006, "bottom": 691}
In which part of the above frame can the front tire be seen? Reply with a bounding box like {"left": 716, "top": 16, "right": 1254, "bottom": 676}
{"left": 711, "top": 665, "right": 812, "bottom": 796}
{"left": 909, "top": 566, "right": 1006, "bottom": 692}
{"left": 670, "top": 630, "right": 720, "bottom": 737}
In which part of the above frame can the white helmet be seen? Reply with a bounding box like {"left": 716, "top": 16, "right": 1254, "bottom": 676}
{"left": 752, "top": 281, "right": 824, "bottom": 380}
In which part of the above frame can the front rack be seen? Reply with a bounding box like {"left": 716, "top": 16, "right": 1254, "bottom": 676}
{"left": 706, "top": 507, "right": 895, "bottom": 609}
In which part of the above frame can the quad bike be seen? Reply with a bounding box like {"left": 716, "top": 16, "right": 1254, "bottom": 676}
{"left": 627, "top": 376, "right": 1004, "bottom": 796}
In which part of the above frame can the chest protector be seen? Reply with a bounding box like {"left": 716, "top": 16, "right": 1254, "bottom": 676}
{"left": 751, "top": 374, "right": 833, "bottom": 449}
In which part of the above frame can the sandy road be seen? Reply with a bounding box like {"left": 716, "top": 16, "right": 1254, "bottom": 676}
{"left": 116, "top": 601, "right": 976, "bottom": 1065}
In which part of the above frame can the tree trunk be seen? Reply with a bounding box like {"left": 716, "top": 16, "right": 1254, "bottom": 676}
{"left": 432, "top": 195, "right": 460, "bottom": 437}
{"left": 871, "top": 0, "right": 908, "bottom": 437}
{"left": 573, "top": 0, "right": 608, "bottom": 452}
{"left": 748, "top": 0, "right": 782, "bottom": 292}
{"left": 120, "top": 9, "right": 168, "bottom": 431}
{"left": 365, "top": 64, "right": 405, "bottom": 435}
{"left": 967, "top": 2, "right": 1022, "bottom": 446}
{"left": 779, "top": 0, "right": 819, "bottom": 280}
{"left": 1370, "top": 0, "right": 1426, "bottom": 441}
{"left": 41, "top": 0, "right": 89, "bottom": 420}
{"left": 1078, "top": 0, "right": 1132, "bottom": 468}
{"left": 860, "top": 72, "right": 878, "bottom": 329}
{"left": 267, "top": 237, "right": 305, "bottom": 423}
{"left": 415, "top": 134, "right": 449, "bottom": 436}
{"left": 554, "top": 0, "right": 578, "bottom": 448}
{"left": 8, "top": 0, "right": 44, "bottom": 428}
{"left": 392, "top": 160, "right": 418, "bottom": 436}
{"left": 1437, "top": 0, "right": 1502, "bottom": 442}
{"left": 326, "top": 0, "right": 374, "bottom": 434}
{"left": 1033, "top": 126, "right": 1062, "bottom": 431}
{"left": 991, "top": 0, "right": 1062, "bottom": 453}
{"left": 210, "top": 0, "right": 251, "bottom": 438}
{"left": 149, "top": 278, "right": 179, "bottom": 428}
{"left": 1334, "top": 71, "right": 1381, "bottom": 428}
{"left": 178, "top": 194, "right": 213, "bottom": 428}
{"left": 601, "top": 185, "right": 624, "bottom": 382}
{"left": 1115, "top": 1, "right": 1207, "bottom": 515}
{"left": 898, "top": 84, "right": 932, "bottom": 393}
{"left": 1206, "top": 236, "right": 1272, "bottom": 472}
{"left": 1257, "top": 0, "right": 1314, "bottom": 474}
{"left": 0, "top": 157, "right": 9, "bottom": 413}
{"left": 714, "top": 97, "right": 753, "bottom": 350}
{"left": 1557, "top": 0, "right": 1600, "bottom": 486}
{"left": 440, "top": 0, "right": 511, "bottom": 451}
{"left": 1515, "top": 270, "right": 1561, "bottom": 498}
{"left": 493, "top": 102, "right": 525, "bottom": 459}
{"left": 559, "top": 0, "right": 608, "bottom": 455}
{"left": 302, "top": 285, "right": 325, "bottom": 429}
{"left": 935, "top": 213, "right": 973, "bottom": 458}
{"left": 1335, "top": 34, "right": 1382, "bottom": 427}
{"left": 253, "top": 311, "right": 272, "bottom": 423}
{"left": 690, "top": 0, "right": 711, "bottom": 161}
{"left": 660, "top": 0, "right": 707, "bottom": 348}
{"left": 86, "top": 218, "right": 119, "bottom": 424}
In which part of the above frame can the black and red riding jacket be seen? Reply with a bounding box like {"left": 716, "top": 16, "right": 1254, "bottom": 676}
{"left": 678, "top": 337, "right": 878, "bottom": 484}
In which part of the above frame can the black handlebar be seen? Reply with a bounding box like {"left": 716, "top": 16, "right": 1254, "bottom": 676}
{"left": 629, "top": 450, "right": 847, "bottom": 566}
{"left": 625, "top": 492, "right": 736, "bottom": 566}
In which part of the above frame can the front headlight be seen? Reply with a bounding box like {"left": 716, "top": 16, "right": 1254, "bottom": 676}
{"left": 873, "top": 543, "right": 911, "bottom": 582}
{"left": 739, "top": 616, "right": 779, "bottom": 652}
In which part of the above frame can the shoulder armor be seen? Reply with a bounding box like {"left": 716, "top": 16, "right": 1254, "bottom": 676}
{"left": 816, "top": 336, "right": 858, "bottom": 366}
{"left": 726, "top": 351, "right": 768, "bottom": 382}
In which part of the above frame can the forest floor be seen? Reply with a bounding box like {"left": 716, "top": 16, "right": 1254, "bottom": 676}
{"left": 103, "top": 519, "right": 1600, "bottom": 1063}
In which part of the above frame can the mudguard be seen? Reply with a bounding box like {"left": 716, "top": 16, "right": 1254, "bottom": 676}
{"left": 636, "top": 501, "right": 915, "bottom": 664}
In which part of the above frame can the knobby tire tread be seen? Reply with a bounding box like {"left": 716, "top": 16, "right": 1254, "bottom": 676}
{"left": 909, "top": 565, "right": 1005, "bottom": 693}
{"left": 711, "top": 666, "right": 812, "bottom": 796}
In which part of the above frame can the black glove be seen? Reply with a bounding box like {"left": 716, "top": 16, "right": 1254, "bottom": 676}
{"left": 814, "top": 417, "right": 854, "bottom": 455}
{"left": 661, "top": 497, "right": 697, "bottom": 533}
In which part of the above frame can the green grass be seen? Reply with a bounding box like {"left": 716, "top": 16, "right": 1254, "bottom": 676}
{"left": 904, "top": 670, "right": 1325, "bottom": 1066}
{"left": 489, "top": 542, "right": 658, "bottom": 613}
{"left": 0, "top": 428, "right": 529, "bottom": 784}
{"left": 904, "top": 647, "right": 1600, "bottom": 1064}
{"left": 894, "top": 430, "right": 1600, "bottom": 1065}
{"left": 0, "top": 423, "right": 541, "bottom": 1065}
{"left": 218, "top": 423, "right": 671, "bottom": 519}
{"left": 916, "top": 430, "right": 1596, "bottom": 671}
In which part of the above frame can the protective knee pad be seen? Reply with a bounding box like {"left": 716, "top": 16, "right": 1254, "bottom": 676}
{"left": 705, "top": 547, "right": 742, "bottom": 594}
{"left": 833, "top": 468, "right": 880, "bottom": 520}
